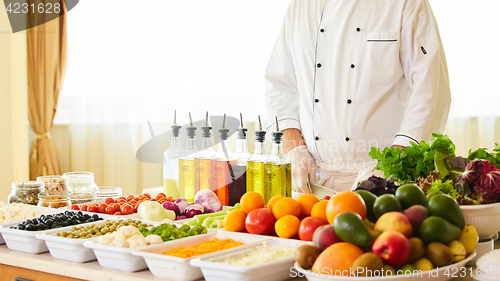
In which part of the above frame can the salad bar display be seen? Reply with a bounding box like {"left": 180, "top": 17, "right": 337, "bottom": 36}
{"left": 1, "top": 133, "right": 499, "bottom": 281}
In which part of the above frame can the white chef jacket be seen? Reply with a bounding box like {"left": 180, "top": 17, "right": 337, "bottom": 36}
{"left": 265, "top": 0, "right": 451, "bottom": 173}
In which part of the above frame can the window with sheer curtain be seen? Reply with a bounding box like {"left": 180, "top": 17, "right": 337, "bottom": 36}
{"left": 54, "top": 0, "right": 500, "bottom": 194}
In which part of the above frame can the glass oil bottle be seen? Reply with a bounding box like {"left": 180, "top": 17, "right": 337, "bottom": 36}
{"left": 266, "top": 117, "right": 292, "bottom": 198}
{"left": 247, "top": 116, "right": 271, "bottom": 202}
{"left": 194, "top": 112, "right": 216, "bottom": 194}
{"left": 178, "top": 113, "right": 200, "bottom": 201}
{"left": 210, "top": 114, "right": 235, "bottom": 206}
{"left": 163, "top": 110, "right": 184, "bottom": 199}
{"left": 228, "top": 113, "right": 251, "bottom": 205}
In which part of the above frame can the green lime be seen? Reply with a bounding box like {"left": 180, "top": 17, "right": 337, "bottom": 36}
{"left": 373, "top": 194, "right": 402, "bottom": 219}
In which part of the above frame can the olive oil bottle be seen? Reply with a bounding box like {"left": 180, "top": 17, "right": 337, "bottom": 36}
{"left": 194, "top": 112, "right": 216, "bottom": 194}
{"left": 178, "top": 113, "right": 199, "bottom": 202}
{"left": 247, "top": 116, "right": 271, "bottom": 202}
{"left": 266, "top": 117, "right": 292, "bottom": 198}
{"left": 163, "top": 110, "right": 184, "bottom": 199}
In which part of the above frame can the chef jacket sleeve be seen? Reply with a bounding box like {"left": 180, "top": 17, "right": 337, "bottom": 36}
{"left": 394, "top": 0, "right": 451, "bottom": 147}
{"left": 264, "top": 4, "right": 301, "bottom": 131}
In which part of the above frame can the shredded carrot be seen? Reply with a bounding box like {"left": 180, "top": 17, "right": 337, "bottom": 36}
{"left": 162, "top": 238, "right": 245, "bottom": 258}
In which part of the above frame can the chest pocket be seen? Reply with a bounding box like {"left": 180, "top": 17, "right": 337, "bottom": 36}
{"left": 363, "top": 31, "right": 402, "bottom": 89}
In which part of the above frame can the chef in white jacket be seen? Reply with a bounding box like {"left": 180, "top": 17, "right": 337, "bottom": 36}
{"left": 265, "top": 0, "right": 451, "bottom": 193}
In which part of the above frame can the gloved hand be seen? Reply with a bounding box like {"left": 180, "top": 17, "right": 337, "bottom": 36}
{"left": 286, "top": 145, "right": 317, "bottom": 193}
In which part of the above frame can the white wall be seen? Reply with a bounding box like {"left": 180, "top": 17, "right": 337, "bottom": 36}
{"left": 0, "top": 10, "right": 29, "bottom": 202}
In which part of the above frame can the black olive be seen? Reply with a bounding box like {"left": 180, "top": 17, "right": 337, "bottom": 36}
{"left": 62, "top": 221, "right": 69, "bottom": 226}
{"left": 77, "top": 211, "right": 83, "bottom": 216}
{"left": 92, "top": 214, "right": 99, "bottom": 220}
{"left": 46, "top": 220, "right": 54, "bottom": 226}
{"left": 25, "top": 224, "right": 36, "bottom": 231}
{"left": 84, "top": 214, "right": 91, "bottom": 219}
{"left": 26, "top": 219, "right": 32, "bottom": 225}
{"left": 60, "top": 215, "right": 67, "bottom": 221}
{"left": 17, "top": 225, "right": 25, "bottom": 230}
{"left": 86, "top": 218, "right": 94, "bottom": 223}
{"left": 64, "top": 210, "right": 71, "bottom": 215}
{"left": 40, "top": 215, "right": 46, "bottom": 220}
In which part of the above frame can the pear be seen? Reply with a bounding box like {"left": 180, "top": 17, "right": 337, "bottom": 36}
{"left": 448, "top": 240, "right": 467, "bottom": 262}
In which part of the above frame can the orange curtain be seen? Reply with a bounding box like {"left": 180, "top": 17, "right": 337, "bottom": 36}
{"left": 27, "top": 0, "right": 68, "bottom": 180}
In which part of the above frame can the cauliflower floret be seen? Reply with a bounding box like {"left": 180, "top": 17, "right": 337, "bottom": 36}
{"left": 116, "top": 225, "right": 141, "bottom": 239}
{"left": 127, "top": 235, "right": 147, "bottom": 248}
{"left": 111, "top": 235, "right": 129, "bottom": 248}
{"left": 98, "top": 233, "right": 116, "bottom": 245}
{"left": 144, "top": 234, "right": 163, "bottom": 245}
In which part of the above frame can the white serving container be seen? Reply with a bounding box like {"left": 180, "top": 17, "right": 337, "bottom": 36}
{"left": 0, "top": 205, "right": 64, "bottom": 245}
{"left": 190, "top": 238, "right": 305, "bottom": 281}
{"left": 461, "top": 203, "right": 500, "bottom": 239}
{"left": 293, "top": 251, "right": 476, "bottom": 281}
{"left": 131, "top": 231, "right": 269, "bottom": 281}
{"left": 0, "top": 211, "right": 107, "bottom": 254}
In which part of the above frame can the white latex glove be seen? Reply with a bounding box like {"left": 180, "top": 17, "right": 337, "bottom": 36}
{"left": 286, "top": 145, "right": 317, "bottom": 193}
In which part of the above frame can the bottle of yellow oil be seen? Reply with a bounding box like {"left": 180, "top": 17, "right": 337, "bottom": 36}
{"left": 266, "top": 117, "right": 292, "bottom": 198}
{"left": 162, "top": 110, "right": 184, "bottom": 199}
{"left": 247, "top": 116, "right": 271, "bottom": 202}
{"left": 194, "top": 112, "right": 215, "bottom": 195}
{"left": 178, "top": 113, "right": 199, "bottom": 201}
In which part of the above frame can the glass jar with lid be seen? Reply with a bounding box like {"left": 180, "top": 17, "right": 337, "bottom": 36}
{"left": 37, "top": 175, "right": 72, "bottom": 195}
{"left": 37, "top": 192, "right": 72, "bottom": 208}
{"left": 8, "top": 181, "right": 44, "bottom": 205}
{"left": 96, "top": 186, "right": 122, "bottom": 200}
{"left": 62, "top": 171, "right": 98, "bottom": 205}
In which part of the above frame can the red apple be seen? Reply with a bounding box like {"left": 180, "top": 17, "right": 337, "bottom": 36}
{"left": 298, "top": 217, "right": 327, "bottom": 241}
{"left": 372, "top": 230, "right": 411, "bottom": 267}
{"left": 375, "top": 211, "right": 413, "bottom": 237}
{"left": 313, "top": 224, "right": 342, "bottom": 250}
{"left": 245, "top": 208, "right": 275, "bottom": 235}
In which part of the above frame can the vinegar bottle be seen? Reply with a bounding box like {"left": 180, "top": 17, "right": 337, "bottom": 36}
{"left": 194, "top": 112, "right": 215, "bottom": 194}
{"left": 163, "top": 110, "right": 184, "bottom": 199}
{"left": 247, "top": 116, "right": 271, "bottom": 202}
{"left": 266, "top": 117, "right": 292, "bottom": 198}
{"left": 210, "top": 114, "right": 234, "bottom": 206}
{"left": 178, "top": 113, "right": 200, "bottom": 201}
{"left": 228, "top": 113, "right": 251, "bottom": 205}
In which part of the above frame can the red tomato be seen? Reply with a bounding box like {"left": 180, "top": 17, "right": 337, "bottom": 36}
{"left": 111, "top": 203, "right": 121, "bottom": 212}
{"left": 142, "top": 193, "right": 152, "bottom": 199}
{"left": 87, "top": 204, "right": 98, "bottom": 213}
{"left": 98, "top": 203, "right": 108, "bottom": 213}
{"left": 117, "top": 196, "right": 127, "bottom": 201}
{"left": 156, "top": 192, "right": 166, "bottom": 198}
{"left": 133, "top": 203, "right": 139, "bottom": 213}
{"left": 121, "top": 204, "right": 134, "bottom": 215}
{"left": 245, "top": 208, "right": 275, "bottom": 235}
{"left": 80, "top": 205, "right": 88, "bottom": 211}
{"left": 150, "top": 198, "right": 157, "bottom": 202}
{"left": 298, "top": 217, "right": 328, "bottom": 241}
{"left": 127, "top": 195, "right": 136, "bottom": 201}
{"left": 114, "top": 211, "right": 122, "bottom": 216}
{"left": 104, "top": 198, "right": 115, "bottom": 204}
{"left": 70, "top": 204, "right": 80, "bottom": 210}
{"left": 105, "top": 206, "right": 115, "bottom": 215}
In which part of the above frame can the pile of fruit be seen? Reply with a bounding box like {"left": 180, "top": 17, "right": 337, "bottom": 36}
{"left": 70, "top": 193, "right": 175, "bottom": 215}
{"left": 223, "top": 191, "right": 330, "bottom": 240}
{"left": 293, "top": 185, "right": 479, "bottom": 277}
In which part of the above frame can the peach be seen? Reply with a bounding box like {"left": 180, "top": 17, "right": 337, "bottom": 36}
{"left": 372, "top": 230, "right": 411, "bottom": 267}
{"left": 374, "top": 211, "right": 413, "bottom": 238}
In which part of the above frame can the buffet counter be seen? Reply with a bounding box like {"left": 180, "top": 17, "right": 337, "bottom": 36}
{"left": 0, "top": 243, "right": 490, "bottom": 281}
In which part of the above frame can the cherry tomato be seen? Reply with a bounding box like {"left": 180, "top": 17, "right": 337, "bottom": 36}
{"left": 120, "top": 204, "right": 134, "bottom": 215}
{"left": 150, "top": 198, "right": 157, "bottom": 202}
{"left": 104, "top": 198, "right": 115, "bottom": 204}
{"left": 105, "top": 206, "right": 115, "bottom": 215}
{"left": 114, "top": 211, "right": 122, "bottom": 216}
{"left": 87, "top": 204, "right": 98, "bottom": 213}
{"left": 127, "top": 195, "right": 136, "bottom": 201}
{"left": 156, "top": 192, "right": 166, "bottom": 198}
{"left": 98, "top": 203, "right": 108, "bottom": 213}
{"left": 142, "top": 193, "right": 152, "bottom": 199}
{"left": 111, "top": 203, "right": 121, "bottom": 212}
{"left": 133, "top": 203, "right": 140, "bottom": 213}
{"left": 138, "top": 195, "right": 147, "bottom": 200}
{"left": 117, "top": 196, "right": 127, "bottom": 201}
{"left": 70, "top": 204, "right": 80, "bottom": 210}
{"left": 80, "top": 205, "right": 88, "bottom": 211}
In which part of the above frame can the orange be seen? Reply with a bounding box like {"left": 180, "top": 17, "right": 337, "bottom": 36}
{"left": 272, "top": 197, "right": 301, "bottom": 219}
{"left": 223, "top": 209, "right": 247, "bottom": 232}
{"left": 312, "top": 242, "right": 364, "bottom": 275}
{"left": 267, "top": 195, "right": 284, "bottom": 212}
{"left": 296, "top": 194, "right": 320, "bottom": 216}
{"left": 326, "top": 191, "right": 366, "bottom": 224}
{"left": 275, "top": 215, "right": 300, "bottom": 238}
{"left": 240, "top": 192, "right": 265, "bottom": 214}
{"left": 311, "top": 200, "right": 329, "bottom": 223}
